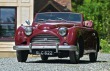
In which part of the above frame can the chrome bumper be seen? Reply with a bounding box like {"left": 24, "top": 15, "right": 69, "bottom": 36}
{"left": 13, "top": 44, "right": 77, "bottom": 53}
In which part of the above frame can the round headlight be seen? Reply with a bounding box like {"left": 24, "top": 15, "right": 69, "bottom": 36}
{"left": 25, "top": 27, "right": 32, "bottom": 36}
{"left": 59, "top": 27, "right": 67, "bottom": 36}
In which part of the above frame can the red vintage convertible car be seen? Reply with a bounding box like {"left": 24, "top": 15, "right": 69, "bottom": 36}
{"left": 13, "top": 12, "right": 100, "bottom": 64}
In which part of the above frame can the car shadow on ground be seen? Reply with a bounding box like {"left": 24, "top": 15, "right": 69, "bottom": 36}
{"left": 26, "top": 59, "right": 107, "bottom": 64}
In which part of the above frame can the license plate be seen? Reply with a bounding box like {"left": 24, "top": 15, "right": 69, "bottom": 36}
{"left": 36, "top": 51, "right": 53, "bottom": 55}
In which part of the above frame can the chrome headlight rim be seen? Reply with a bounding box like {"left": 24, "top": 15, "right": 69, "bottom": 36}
{"left": 59, "top": 27, "right": 67, "bottom": 36}
{"left": 24, "top": 27, "right": 32, "bottom": 36}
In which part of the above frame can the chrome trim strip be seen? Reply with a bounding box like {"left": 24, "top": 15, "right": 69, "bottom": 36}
{"left": 84, "top": 50, "right": 96, "bottom": 54}
{"left": 13, "top": 45, "right": 77, "bottom": 51}
{"left": 29, "top": 43, "right": 32, "bottom": 53}
{"left": 56, "top": 43, "right": 59, "bottom": 53}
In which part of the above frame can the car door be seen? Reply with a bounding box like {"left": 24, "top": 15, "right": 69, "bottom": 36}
{"left": 81, "top": 28, "right": 97, "bottom": 50}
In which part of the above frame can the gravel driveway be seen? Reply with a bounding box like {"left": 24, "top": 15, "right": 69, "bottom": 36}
{"left": 0, "top": 53, "right": 110, "bottom": 71}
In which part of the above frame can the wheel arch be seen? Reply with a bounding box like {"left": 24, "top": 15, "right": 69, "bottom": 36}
{"left": 94, "top": 31, "right": 100, "bottom": 52}
{"left": 77, "top": 35, "right": 84, "bottom": 57}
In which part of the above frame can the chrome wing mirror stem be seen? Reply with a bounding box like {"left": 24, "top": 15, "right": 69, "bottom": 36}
{"left": 25, "top": 20, "right": 31, "bottom": 25}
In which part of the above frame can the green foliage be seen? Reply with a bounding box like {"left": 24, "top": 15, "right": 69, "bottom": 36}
{"left": 100, "top": 39, "right": 110, "bottom": 53}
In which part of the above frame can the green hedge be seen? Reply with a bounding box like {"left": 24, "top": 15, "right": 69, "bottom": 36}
{"left": 100, "top": 39, "right": 110, "bottom": 53}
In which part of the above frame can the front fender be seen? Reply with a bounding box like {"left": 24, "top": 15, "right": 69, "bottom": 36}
{"left": 15, "top": 26, "right": 27, "bottom": 45}
{"left": 66, "top": 27, "right": 80, "bottom": 45}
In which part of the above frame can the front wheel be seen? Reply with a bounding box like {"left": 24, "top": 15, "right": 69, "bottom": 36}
{"left": 69, "top": 37, "right": 84, "bottom": 64}
{"left": 69, "top": 51, "right": 79, "bottom": 64}
{"left": 16, "top": 50, "right": 28, "bottom": 62}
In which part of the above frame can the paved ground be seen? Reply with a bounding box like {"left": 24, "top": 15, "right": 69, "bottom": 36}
{"left": 0, "top": 53, "right": 110, "bottom": 71}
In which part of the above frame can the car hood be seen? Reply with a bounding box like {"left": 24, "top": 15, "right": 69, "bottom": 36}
{"left": 33, "top": 22, "right": 81, "bottom": 30}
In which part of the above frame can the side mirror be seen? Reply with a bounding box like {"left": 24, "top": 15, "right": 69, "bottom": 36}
{"left": 84, "top": 20, "right": 93, "bottom": 28}
{"left": 25, "top": 20, "right": 30, "bottom": 25}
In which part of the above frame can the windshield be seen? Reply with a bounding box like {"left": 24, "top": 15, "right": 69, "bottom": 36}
{"left": 35, "top": 12, "right": 82, "bottom": 23}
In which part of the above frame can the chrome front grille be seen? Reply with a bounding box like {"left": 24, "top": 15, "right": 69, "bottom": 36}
{"left": 31, "top": 34, "right": 60, "bottom": 45}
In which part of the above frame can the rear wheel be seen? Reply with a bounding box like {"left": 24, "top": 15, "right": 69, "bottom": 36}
{"left": 89, "top": 52, "right": 98, "bottom": 62}
{"left": 89, "top": 40, "right": 98, "bottom": 62}
{"left": 16, "top": 50, "right": 28, "bottom": 62}
{"left": 41, "top": 55, "right": 48, "bottom": 61}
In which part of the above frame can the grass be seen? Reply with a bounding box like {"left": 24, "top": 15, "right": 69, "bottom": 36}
{"left": 100, "top": 39, "right": 110, "bottom": 53}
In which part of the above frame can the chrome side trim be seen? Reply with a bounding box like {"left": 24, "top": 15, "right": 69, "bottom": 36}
{"left": 84, "top": 50, "right": 96, "bottom": 54}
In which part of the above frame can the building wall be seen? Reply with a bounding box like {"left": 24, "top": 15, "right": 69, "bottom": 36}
{"left": 0, "top": 0, "right": 34, "bottom": 28}
{"left": 54, "top": 0, "right": 72, "bottom": 10}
